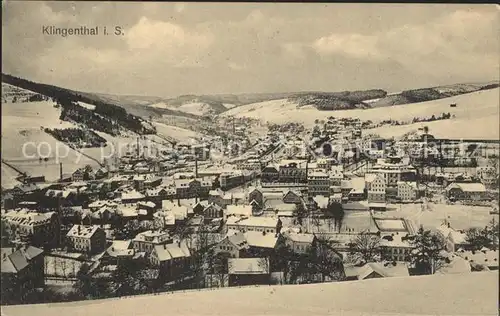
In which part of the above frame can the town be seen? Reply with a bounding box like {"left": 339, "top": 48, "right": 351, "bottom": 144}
{"left": 2, "top": 112, "right": 499, "bottom": 304}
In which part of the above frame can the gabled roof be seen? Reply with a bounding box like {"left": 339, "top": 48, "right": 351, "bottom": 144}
{"left": 1, "top": 246, "right": 44, "bottom": 274}
{"left": 356, "top": 262, "right": 410, "bottom": 280}
{"left": 244, "top": 231, "right": 278, "bottom": 249}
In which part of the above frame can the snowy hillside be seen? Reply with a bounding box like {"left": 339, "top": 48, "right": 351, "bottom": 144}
{"left": 2, "top": 272, "right": 497, "bottom": 316}
{"left": 222, "top": 88, "right": 500, "bottom": 140}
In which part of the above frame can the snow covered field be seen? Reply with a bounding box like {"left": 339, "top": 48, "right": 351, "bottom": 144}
{"left": 153, "top": 122, "right": 200, "bottom": 142}
{"left": 222, "top": 88, "right": 499, "bottom": 140}
{"left": 1, "top": 101, "right": 102, "bottom": 185}
{"left": 2, "top": 271, "right": 497, "bottom": 316}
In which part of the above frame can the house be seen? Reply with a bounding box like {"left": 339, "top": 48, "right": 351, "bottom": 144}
{"left": 248, "top": 187, "right": 264, "bottom": 206}
{"left": 365, "top": 173, "right": 386, "bottom": 203}
{"left": 72, "top": 168, "right": 86, "bottom": 182}
{"left": 149, "top": 241, "right": 191, "bottom": 281}
{"left": 397, "top": 181, "right": 419, "bottom": 202}
{"left": 131, "top": 230, "right": 172, "bottom": 255}
{"left": 3, "top": 209, "right": 60, "bottom": 248}
{"left": 215, "top": 231, "right": 249, "bottom": 258}
{"left": 193, "top": 200, "right": 210, "bottom": 215}
{"left": 280, "top": 232, "right": 316, "bottom": 254}
{"left": 202, "top": 203, "right": 224, "bottom": 222}
{"left": 227, "top": 257, "right": 270, "bottom": 286}
{"left": 104, "top": 240, "right": 135, "bottom": 266}
{"left": 282, "top": 190, "right": 303, "bottom": 204}
{"left": 436, "top": 223, "right": 467, "bottom": 253}
{"left": 121, "top": 190, "right": 146, "bottom": 204}
{"left": 152, "top": 210, "right": 176, "bottom": 229}
{"left": 66, "top": 225, "right": 106, "bottom": 254}
{"left": 344, "top": 262, "right": 410, "bottom": 281}
{"left": 1, "top": 246, "right": 45, "bottom": 303}
{"left": 445, "top": 183, "right": 489, "bottom": 201}
{"left": 244, "top": 231, "right": 278, "bottom": 252}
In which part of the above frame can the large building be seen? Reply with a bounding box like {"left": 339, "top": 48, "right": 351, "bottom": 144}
{"left": 2, "top": 209, "right": 60, "bottom": 249}
{"left": 308, "top": 171, "right": 330, "bottom": 197}
{"left": 132, "top": 230, "right": 173, "bottom": 255}
{"left": 368, "top": 158, "right": 417, "bottom": 187}
{"left": 445, "top": 182, "right": 489, "bottom": 201}
{"left": 226, "top": 216, "right": 282, "bottom": 235}
{"left": 66, "top": 225, "right": 106, "bottom": 254}
{"left": 365, "top": 174, "right": 386, "bottom": 203}
{"left": 278, "top": 160, "right": 308, "bottom": 184}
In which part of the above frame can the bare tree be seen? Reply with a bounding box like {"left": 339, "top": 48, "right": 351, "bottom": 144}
{"left": 348, "top": 231, "right": 381, "bottom": 265}
{"left": 60, "top": 259, "right": 68, "bottom": 278}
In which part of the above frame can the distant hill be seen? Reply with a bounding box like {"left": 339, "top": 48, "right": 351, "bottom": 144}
{"left": 367, "top": 82, "right": 499, "bottom": 107}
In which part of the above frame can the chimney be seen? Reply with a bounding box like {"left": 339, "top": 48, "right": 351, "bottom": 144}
{"left": 195, "top": 157, "right": 198, "bottom": 178}
{"left": 59, "top": 163, "right": 63, "bottom": 181}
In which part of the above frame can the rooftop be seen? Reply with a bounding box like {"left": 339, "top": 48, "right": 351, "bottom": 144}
{"left": 66, "top": 225, "right": 101, "bottom": 238}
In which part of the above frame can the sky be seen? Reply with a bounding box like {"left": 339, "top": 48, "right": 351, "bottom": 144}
{"left": 2, "top": 2, "right": 499, "bottom": 98}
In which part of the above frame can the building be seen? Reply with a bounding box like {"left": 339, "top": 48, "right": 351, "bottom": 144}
{"left": 220, "top": 171, "right": 246, "bottom": 190}
{"left": 278, "top": 160, "right": 307, "bottom": 183}
{"left": 280, "top": 232, "right": 316, "bottom": 254}
{"left": 308, "top": 171, "right": 330, "bottom": 197}
{"left": 1, "top": 246, "right": 45, "bottom": 303}
{"left": 368, "top": 158, "right": 417, "bottom": 187}
{"left": 248, "top": 187, "right": 264, "bottom": 207}
{"left": 226, "top": 216, "right": 282, "bottom": 235}
{"left": 132, "top": 230, "right": 173, "bottom": 255}
{"left": 175, "top": 178, "right": 212, "bottom": 199}
{"left": 261, "top": 164, "right": 279, "bottom": 183}
{"left": 202, "top": 203, "right": 224, "bottom": 221}
{"left": 344, "top": 262, "right": 410, "bottom": 280}
{"left": 397, "top": 181, "right": 419, "bottom": 201}
{"left": 3, "top": 209, "right": 60, "bottom": 249}
{"left": 149, "top": 241, "right": 191, "bottom": 280}
{"left": 445, "top": 182, "right": 489, "bottom": 201}
{"left": 215, "top": 231, "right": 249, "bottom": 258}
{"left": 227, "top": 258, "right": 270, "bottom": 286}
{"left": 66, "top": 225, "right": 106, "bottom": 254}
{"left": 379, "top": 234, "right": 413, "bottom": 262}
{"left": 365, "top": 174, "right": 386, "bottom": 203}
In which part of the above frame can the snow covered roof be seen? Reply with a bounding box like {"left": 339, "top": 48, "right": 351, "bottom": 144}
{"left": 66, "top": 225, "right": 101, "bottom": 238}
{"left": 446, "top": 182, "right": 487, "bottom": 192}
{"left": 244, "top": 231, "right": 278, "bottom": 249}
{"left": 226, "top": 205, "right": 252, "bottom": 217}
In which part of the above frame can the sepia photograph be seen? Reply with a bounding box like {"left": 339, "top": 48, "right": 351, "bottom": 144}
{"left": 1, "top": 2, "right": 499, "bottom": 315}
